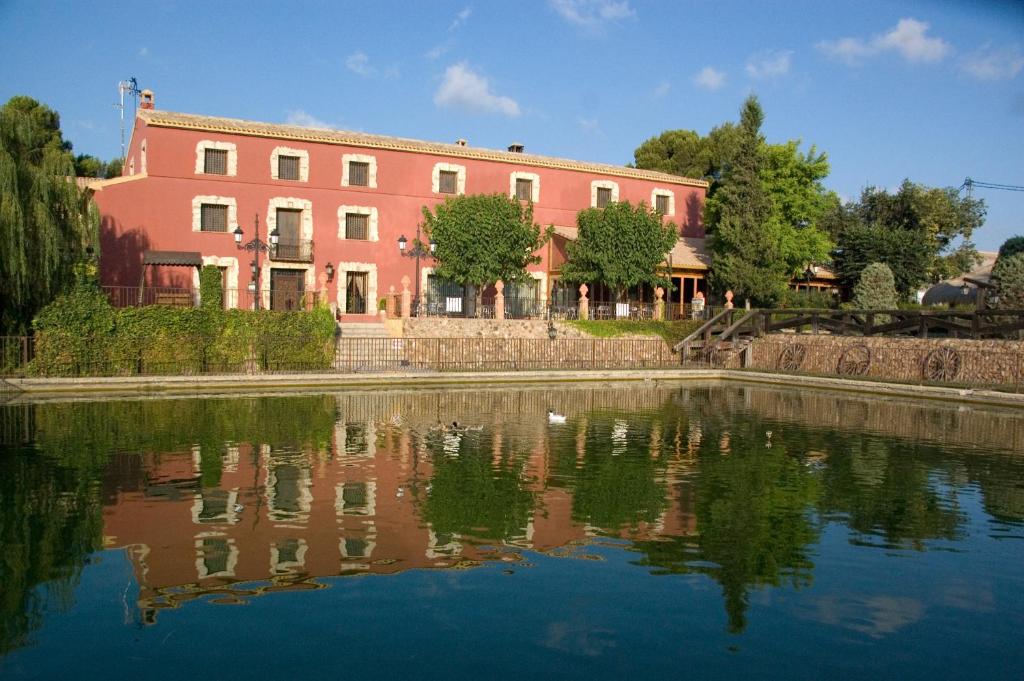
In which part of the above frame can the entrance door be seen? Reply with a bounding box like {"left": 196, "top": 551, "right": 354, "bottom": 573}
{"left": 270, "top": 269, "right": 304, "bottom": 311}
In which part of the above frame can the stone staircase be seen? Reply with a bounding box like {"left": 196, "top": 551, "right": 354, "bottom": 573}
{"left": 335, "top": 321, "right": 403, "bottom": 371}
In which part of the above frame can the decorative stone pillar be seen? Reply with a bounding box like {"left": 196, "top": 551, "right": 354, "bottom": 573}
{"left": 724, "top": 290, "right": 734, "bottom": 310}
{"left": 400, "top": 276, "right": 412, "bottom": 318}
{"left": 578, "top": 283, "right": 589, "bottom": 321}
{"left": 654, "top": 286, "right": 665, "bottom": 321}
{"left": 691, "top": 291, "right": 705, "bottom": 319}
{"left": 386, "top": 285, "right": 397, "bottom": 318}
{"left": 494, "top": 280, "right": 505, "bottom": 320}
{"left": 317, "top": 272, "right": 329, "bottom": 309}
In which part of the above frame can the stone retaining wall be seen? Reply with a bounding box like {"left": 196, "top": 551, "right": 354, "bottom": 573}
{"left": 402, "top": 318, "right": 591, "bottom": 339}
{"left": 747, "top": 334, "right": 1024, "bottom": 387}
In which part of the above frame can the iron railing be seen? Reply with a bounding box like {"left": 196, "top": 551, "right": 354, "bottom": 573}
{"left": 270, "top": 239, "right": 314, "bottom": 263}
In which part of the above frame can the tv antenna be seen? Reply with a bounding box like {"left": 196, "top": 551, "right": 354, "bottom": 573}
{"left": 115, "top": 77, "right": 142, "bottom": 160}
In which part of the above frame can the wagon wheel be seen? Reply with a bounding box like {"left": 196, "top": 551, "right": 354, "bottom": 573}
{"left": 836, "top": 344, "right": 871, "bottom": 376}
{"left": 923, "top": 347, "right": 961, "bottom": 382}
{"left": 777, "top": 344, "right": 807, "bottom": 371}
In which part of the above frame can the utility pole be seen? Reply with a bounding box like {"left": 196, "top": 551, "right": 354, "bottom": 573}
{"left": 116, "top": 78, "right": 141, "bottom": 160}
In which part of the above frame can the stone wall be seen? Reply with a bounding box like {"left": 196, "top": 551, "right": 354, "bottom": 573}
{"left": 746, "top": 334, "right": 1024, "bottom": 387}
{"left": 402, "top": 318, "right": 592, "bottom": 339}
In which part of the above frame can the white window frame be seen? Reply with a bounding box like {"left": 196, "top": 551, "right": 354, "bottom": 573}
{"left": 270, "top": 146, "right": 309, "bottom": 182}
{"left": 194, "top": 535, "right": 238, "bottom": 579}
{"left": 192, "top": 195, "right": 237, "bottom": 233}
{"left": 271, "top": 538, "right": 309, "bottom": 574}
{"left": 265, "top": 462, "right": 313, "bottom": 524}
{"left": 195, "top": 140, "right": 238, "bottom": 176}
{"left": 510, "top": 171, "right": 540, "bottom": 202}
{"left": 266, "top": 197, "right": 313, "bottom": 241}
{"left": 590, "top": 180, "right": 619, "bottom": 207}
{"left": 334, "top": 480, "right": 377, "bottom": 517}
{"left": 651, "top": 188, "right": 675, "bottom": 216}
{"left": 259, "top": 261, "right": 315, "bottom": 310}
{"left": 432, "top": 162, "right": 466, "bottom": 195}
{"left": 140, "top": 139, "right": 147, "bottom": 174}
{"left": 336, "top": 262, "right": 378, "bottom": 315}
{"left": 342, "top": 153, "right": 378, "bottom": 188}
{"left": 337, "top": 205, "right": 379, "bottom": 242}
{"left": 191, "top": 256, "right": 239, "bottom": 307}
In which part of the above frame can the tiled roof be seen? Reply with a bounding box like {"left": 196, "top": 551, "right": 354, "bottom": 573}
{"left": 552, "top": 225, "right": 710, "bottom": 270}
{"left": 138, "top": 109, "right": 708, "bottom": 189}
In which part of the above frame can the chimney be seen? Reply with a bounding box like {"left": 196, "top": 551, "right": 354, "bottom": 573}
{"left": 508, "top": 142, "right": 524, "bottom": 153}
{"left": 455, "top": 138, "right": 467, "bottom": 146}
{"left": 140, "top": 89, "right": 155, "bottom": 110}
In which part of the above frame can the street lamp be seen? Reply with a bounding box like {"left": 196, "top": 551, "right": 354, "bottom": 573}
{"left": 398, "top": 225, "right": 436, "bottom": 312}
{"left": 233, "top": 214, "right": 279, "bottom": 310}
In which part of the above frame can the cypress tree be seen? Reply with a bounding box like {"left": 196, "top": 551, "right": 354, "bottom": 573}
{"left": 707, "top": 95, "right": 791, "bottom": 307}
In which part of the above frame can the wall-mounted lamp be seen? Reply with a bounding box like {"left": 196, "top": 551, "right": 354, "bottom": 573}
{"left": 325, "top": 262, "right": 335, "bottom": 282}
{"left": 960, "top": 282, "right": 971, "bottom": 297}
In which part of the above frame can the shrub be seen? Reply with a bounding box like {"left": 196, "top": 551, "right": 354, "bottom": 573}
{"left": 991, "top": 253, "right": 1024, "bottom": 310}
{"left": 997, "top": 236, "right": 1024, "bottom": 261}
{"left": 199, "top": 265, "right": 224, "bottom": 310}
{"left": 852, "top": 262, "right": 899, "bottom": 311}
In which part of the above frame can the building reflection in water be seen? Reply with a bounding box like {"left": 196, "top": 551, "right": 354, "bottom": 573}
{"left": 1, "top": 383, "right": 1023, "bottom": 649}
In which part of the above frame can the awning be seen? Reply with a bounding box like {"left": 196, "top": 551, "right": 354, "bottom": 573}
{"left": 142, "top": 250, "right": 203, "bottom": 266}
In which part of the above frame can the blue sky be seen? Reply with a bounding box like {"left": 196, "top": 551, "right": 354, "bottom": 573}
{"left": 2, "top": 0, "right": 1022, "bottom": 250}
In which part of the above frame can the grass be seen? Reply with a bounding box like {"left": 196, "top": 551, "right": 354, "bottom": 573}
{"left": 565, "top": 319, "right": 704, "bottom": 345}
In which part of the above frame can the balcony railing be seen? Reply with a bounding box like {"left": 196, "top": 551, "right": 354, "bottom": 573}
{"left": 270, "top": 239, "right": 314, "bottom": 263}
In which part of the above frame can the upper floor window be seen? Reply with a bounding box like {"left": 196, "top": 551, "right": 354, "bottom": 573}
{"left": 205, "top": 149, "right": 228, "bottom": 175}
{"left": 432, "top": 162, "right": 465, "bottom": 195}
{"left": 345, "top": 213, "right": 369, "bottom": 240}
{"left": 510, "top": 171, "right": 540, "bottom": 202}
{"left": 652, "top": 188, "right": 675, "bottom": 216}
{"left": 192, "top": 195, "right": 237, "bottom": 233}
{"left": 195, "top": 141, "right": 237, "bottom": 176}
{"left": 201, "top": 204, "right": 228, "bottom": 232}
{"left": 270, "top": 146, "right": 309, "bottom": 182}
{"left": 439, "top": 170, "right": 458, "bottom": 194}
{"left": 342, "top": 154, "right": 378, "bottom": 188}
{"left": 591, "top": 180, "right": 619, "bottom": 208}
{"left": 278, "top": 155, "right": 301, "bottom": 180}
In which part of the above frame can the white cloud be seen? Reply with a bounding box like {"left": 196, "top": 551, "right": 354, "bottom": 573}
{"left": 959, "top": 44, "right": 1024, "bottom": 81}
{"left": 285, "top": 110, "right": 334, "bottom": 129}
{"left": 434, "top": 62, "right": 520, "bottom": 117}
{"left": 425, "top": 43, "right": 451, "bottom": 60}
{"left": 449, "top": 6, "right": 472, "bottom": 31}
{"left": 345, "top": 52, "right": 377, "bottom": 77}
{"left": 578, "top": 117, "right": 604, "bottom": 137}
{"left": 817, "top": 18, "right": 950, "bottom": 66}
{"left": 693, "top": 66, "right": 726, "bottom": 90}
{"left": 549, "top": 0, "right": 635, "bottom": 33}
{"left": 745, "top": 50, "right": 792, "bottom": 79}
{"left": 652, "top": 81, "right": 671, "bottom": 99}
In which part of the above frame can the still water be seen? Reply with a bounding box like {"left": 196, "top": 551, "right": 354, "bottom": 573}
{"left": 1, "top": 383, "right": 1022, "bottom": 679}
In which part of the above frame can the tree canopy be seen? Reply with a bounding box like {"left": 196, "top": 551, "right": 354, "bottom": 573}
{"left": 636, "top": 96, "right": 834, "bottom": 306}
{"left": 852, "top": 262, "right": 899, "bottom": 310}
{"left": 559, "top": 200, "right": 678, "bottom": 296}
{"left": 73, "top": 154, "right": 123, "bottom": 179}
{"left": 998, "top": 236, "right": 1024, "bottom": 261}
{"left": 827, "top": 181, "right": 985, "bottom": 297}
{"left": 991, "top": 253, "right": 1024, "bottom": 310}
{"left": 422, "top": 193, "right": 545, "bottom": 289}
{"left": 0, "top": 95, "right": 99, "bottom": 333}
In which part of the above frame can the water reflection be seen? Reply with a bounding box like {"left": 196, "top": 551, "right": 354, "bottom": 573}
{"left": 1, "top": 384, "right": 1023, "bottom": 659}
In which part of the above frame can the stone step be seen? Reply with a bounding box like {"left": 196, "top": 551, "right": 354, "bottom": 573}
{"left": 338, "top": 322, "right": 391, "bottom": 338}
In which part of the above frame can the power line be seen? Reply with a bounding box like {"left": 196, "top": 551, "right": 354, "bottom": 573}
{"left": 961, "top": 177, "right": 1024, "bottom": 198}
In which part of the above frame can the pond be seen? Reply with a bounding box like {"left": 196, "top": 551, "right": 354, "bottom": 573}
{"left": 1, "top": 383, "right": 1022, "bottom": 679}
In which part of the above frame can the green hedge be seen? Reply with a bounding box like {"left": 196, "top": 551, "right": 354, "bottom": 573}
{"left": 30, "top": 287, "right": 336, "bottom": 376}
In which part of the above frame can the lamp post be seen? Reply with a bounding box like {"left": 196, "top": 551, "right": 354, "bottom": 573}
{"left": 233, "top": 214, "right": 279, "bottom": 310}
{"left": 397, "top": 224, "right": 436, "bottom": 313}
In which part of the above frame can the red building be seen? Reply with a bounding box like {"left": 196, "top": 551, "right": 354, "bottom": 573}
{"left": 92, "top": 90, "right": 709, "bottom": 321}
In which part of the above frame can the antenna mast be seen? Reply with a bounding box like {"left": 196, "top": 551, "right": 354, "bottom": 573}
{"left": 116, "top": 77, "right": 141, "bottom": 160}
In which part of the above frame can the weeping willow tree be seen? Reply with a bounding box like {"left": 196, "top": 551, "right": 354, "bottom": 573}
{"left": 0, "top": 96, "right": 99, "bottom": 333}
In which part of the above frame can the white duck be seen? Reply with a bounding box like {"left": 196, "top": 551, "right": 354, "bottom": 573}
{"left": 548, "top": 410, "right": 567, "bottom": 424}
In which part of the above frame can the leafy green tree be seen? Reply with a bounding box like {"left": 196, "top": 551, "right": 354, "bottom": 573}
{"left": 834, "top": 223, "right": 933, "bottom": 298}
{"left": 852, "top": 262, "right": 900, "bottom": 310}
{"left": 830, "top": 181, "right": 986, "bottom": 295}
{"left": 632, "top": 124, "right": 742, "bottom": 192}
{"left": 73, "top": 154, "right": 124, "bottom": 179}
{"left": 422, "top": 193, "right": 545, "bottom": 313}
{"left": 560, "top": 201, "right": 677, "bottom": 299}
{"left": 997, "top": 236, "right": 1024, "bottom": 261}
{"left": 0, "top": 96, "right": 99, "bottom": 333}
{"left": 105, "top": 157, "right": 123, "bottom": 178}
{"left": 990, "top": 253, "right": 1024, "bottom": 310}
